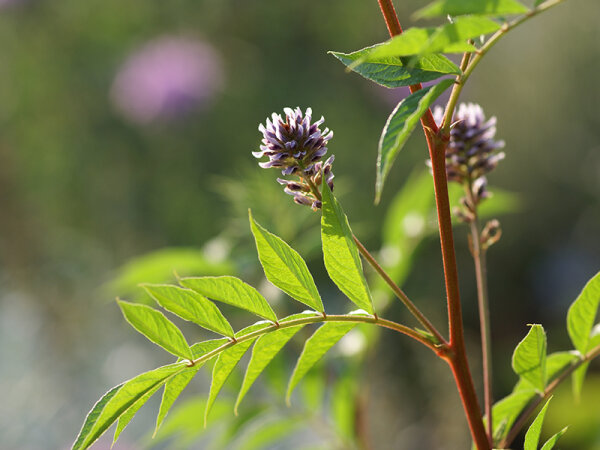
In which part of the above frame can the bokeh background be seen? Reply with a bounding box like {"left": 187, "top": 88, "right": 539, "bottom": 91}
{"left": 0, "top": 0, "right": 599, "bottom": 449}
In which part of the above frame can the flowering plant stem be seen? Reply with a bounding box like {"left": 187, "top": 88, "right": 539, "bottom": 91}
{"left": 376, "top": 0, "right": 489, "bottom": 448}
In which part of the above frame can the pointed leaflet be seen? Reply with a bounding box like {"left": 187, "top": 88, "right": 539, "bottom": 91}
{"left": 491, "top": 389, "right": 536, "bottom": 441}
{"left": 118, "top": 301, "right": 193, "bottom": 360}
{"left": 330, "top": 46, "right": 459, "bottom": 88}
{"left": 287, "top": 322, "right": 357, "bottom": 400}
{"left": 540, "top": 427, "right": 568, "bottom": 450}
{"left": 512, "top": 351, "right": 577, "bottom": 393}
{"left": 235, "top": 326, "right": 304, "bottom": 412}
{"left": 154, "top": 367, "right": 200, "bottom": 436}
{"left": 567, "top": 271, "right": 600, "bottom": 354}
{"left": 512, "top": 324, "right": 547, "bottom": 391}
{"left": 321, "top": 184, "right": 374, "bottom": 313}
{"left": 72, "top": 364, "right": 183, "bottom": 450}
{"left": 249, "top": 211, "right": 323, "bottom": 312}
{"left": 524, "top": 397, "right": 552, "bottom": 450}
{"left": 376, "top": 79, "right": 454, "bottom": 203}
{"left": 363, "top": 17, "right": 500, "bottom": 60}
{"left": 180, "top": 276, "right": 277, "bottom": 322}
{"left": 113, "top": 382, "right": 163, "bottom": 444}
{"left": 414, "top": 0, "right": 528, "bottom": 19}
{"left": 205, "top": 338, "right": 256, "bottom": 424}
{"left": 143, "top": 284, "right": 234, "bottom": 337}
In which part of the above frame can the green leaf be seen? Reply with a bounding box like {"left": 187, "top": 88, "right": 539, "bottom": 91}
{"left": 154, "top": 366, "right": 200, "bottom": 436}
{"left": 118, "top": 301, "right": 193, "bottom": 360}
{"left": 572, "top": 361, "right": 589, "bottom": 402}
{"left": 114, "top": 383, "right": 162, "bottom": 443}
{"left": 376, "top": 79, "right": 454, "bottom": 203}
{"left": 534, "top": 0, "right": 545, "bottom": 6}
{"left": 540, "top": 426, "right": 568, "bottom": 450}
{"left": 330, "top": 46, "right": 460, "bottom": 88}
{"left": 205, "top": 339, "right": 256, "bottom": 424}
{"left": 235, "top": 326, "right": 304, "bottom": 413}
{"left": 512, "top": 324, "right": 547, "bottom": 391}
{"left": 333, "top": 375, "right": 358, "bottom": 441}
{"left": 491, "top": 389, "right": 536, "bottom": 441}
{"left": 180, "top": 276, "right": 278, "bottom": 322}
{"left": 287, "top": 322, "right": 357, "bottom": 401}
{"left": 524, "top": 397, "right": 552, "bottom": 450}
{"left": 321, "top": 184, "right": 374, "bottom": 313}
{"left": 143, "top": 284, "right": 234, "bottom": 337}
{"left": 190, "top": 338, "right": 230, "bottom": 359}
{"left": 72, "top": 364, "right": 183, "bottom": 450}
{"left": 249, "top": 211, "right": 323, "bottom": 312}
{"left": 414, "top": 0, "right": 528, "bottom": 19}
{"left": 72, "top": 384, "right": 123, "bottom": 450}
{"left": 567, "top": 272, "right": 600, "bottom": 354}
{"left": 364, "top": 17, "right": 500, "bottom": 60}
{"left": 513, "top": 351, "right": 577, "bottom": 393}
{"left": 235, "top": 416, "right": 304, "bottom": 450}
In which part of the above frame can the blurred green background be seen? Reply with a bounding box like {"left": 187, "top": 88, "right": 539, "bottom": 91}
{"left": 0, "top": 0, "right": 598, "bottom": 448}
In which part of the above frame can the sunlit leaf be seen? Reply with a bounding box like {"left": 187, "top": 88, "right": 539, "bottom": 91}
{"left": 512, "top": 324, "right": 547, "bottom": 391}
{"left": 414, "top": 0, "right": 528, "bottom": 19}
{"left": 154, "top": 366, "right": 200, "bottom": 436}
{"left": 513, "top": 351, "right": 577, "bottom": 393}
{"left": 540, "top": 426, "right": 568, "bottom": 450}
{"left": 249, "top": 211, "right": 324, "bottom": 312}
{"left": 572, "top": 362, "right": 589, "bottom": 402}
{"left": 118, "top": 301, "right": 193, "bottom": 360}
{"left": 236, "top": 326, "right": 304, "bottom": 413}
{"left": 114, "top": 383, "right": 162, "bottom": 443}
{"left": 321, "top": 184, "right": 374, "bottom": 313}
{"left": 330, "top": 46, "right": 459, "bottom": 88}
{"left": 143, "top": 284, "right": 234, "bottom": 337}
{"left": 376, "top": 79, "right": 454, "bottom": 202}
{"left": 206, "top": 339, "right": 256, "bottom": 424}
{"left": 524, "top": 397, "right": 552, "bottom": 450}
{"left": 567, "top": 272, "right": 600, "bottom": 354}
{"left": 491, "top": 389, "right": 536, "bottom": 441}
{"left": 287, "top": 322, "right": 357, "bottom": 400}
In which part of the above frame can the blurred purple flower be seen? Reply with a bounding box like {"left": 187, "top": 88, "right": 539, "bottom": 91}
{"left": 111, "top": 36, "right": 223, "bottom": 125}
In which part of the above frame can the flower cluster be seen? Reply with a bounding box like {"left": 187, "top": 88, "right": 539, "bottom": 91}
{"left": 429, "top": 103, "right": 505, "bottom": 223}
{"left": 255, "top": 107, "right": 334, "bottom": 210}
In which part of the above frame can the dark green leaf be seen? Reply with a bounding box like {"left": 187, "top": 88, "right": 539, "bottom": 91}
{"left": 249, "top": 212, "right": 323, "bottom": 312}
{"left": 567, "top": 271, "right": 600, "bottom": 354}
{"left": 118, "top": 301, "right": 193, "bottom": 360}
{"left": 235, "top": 326, "right": 304, "bottom": 412}
{"left": 143, "top": 284, "right": 234, "bottom": 337}
{"left": 414, "top": 0, "right": 528, "bottom": 19}
{"left": 534, "top": 0, "right": 545, "bottom": 6}
{"left": 321, "top": 185, "right": 374, "bottom": 313}
{"left": 330, "top": 46, "right": 459, "bottom": 88}
{"left": 287, "top": 322, "right": 357, "bottom": 400}
{"left": 512, "top": 324, "right": 547, "bottom": 391}
{"left": 72, "top": 364, "right": 183, "bottom": 450}
{"left": 180, "top": 276, "right": 277, "bottom": 322}
{"left": 376, "top": 79, "right": 454, "bottom": 202}
{"left": 540, "top": 426, "right": 568, "bottom": 450}
{"left": 524, "top": 397, "right": 552, "bottom": 450}
{"left": 206, "top": 339, "right": 256, "bottom": 424}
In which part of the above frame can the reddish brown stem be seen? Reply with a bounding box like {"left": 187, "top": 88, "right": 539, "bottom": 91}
{"left": 376, "top": 1, "right": 489, "bottom": 448}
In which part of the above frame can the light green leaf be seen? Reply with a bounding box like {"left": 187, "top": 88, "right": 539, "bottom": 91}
{"left": 235, "top": 416, "right": 304, "bottom": 450}
{"left": 72, "top": 384, "right": 123, "bottom": 450}
{"left": 541, "top": 426, "right": 568, "bottom": 450}
{"left": 235, "top": 321, "right": 274, "bottom": 339}
{"left": 321, "top": 184, "right": 374, "bottom": 313}
{"left": 333, "top": 375, "right": 358, "bottom": 441}
{"left": 143, "top": 284, "right": 234, "bottom": 337}
{"left": 567, "top": 272, "right": 600, "bottom": 354}
{"left": 287, "top": 322, "right": 357, "bottom": 400}
{"left": 205, "top": 339, "right": 256, "bottom": 424}
{"left": 414, "top": 0, "right": 528, "bottom": 19}
{"left": 118, "top": 301, "right": 193, "bottom": 360}
{"left": 512, "top": 324, "right": 547, "bottom": 391}
{"left": 365, "top": 17, "right": 500, "bottom": 61}
{"left": 190, "top": 338, "right": 230, "bottom": 359}
{"left": 72, "top": 364, "right": 183, "bottom": 450}
{"left": 249, "top": 212, "right": 323, "bottom": 312}
{"left": 376, "top": 79, "right": 454, "bottom": 203}
{"left": 513, "top": 351, "right": 577, "bottom": 393}
{"left": 524, "top": 397, "right": 552, "bottom": 450}
{"left": 572, "top": 361, "right": 589, "bottom": 402}
{"left": 235, "top": 326, "right": 304, "bottom": 413}
{"left": 180, "top": 276, "right": 277, "bottom": 322}
{"left": 330, "top": 46, "right": 460, "bottom": 88}
{"left": 114, "top": 383, "right": 162, "bottom": 443}
{"left": 491, "top": 389, "right": 536, "bottom": 441}
{"left": 154, "top": 366, "right": 200, "bottom": 436}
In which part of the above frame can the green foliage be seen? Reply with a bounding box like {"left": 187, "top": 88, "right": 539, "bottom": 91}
{"left": 512, "top": 324, "right": 547, "bottom": 392}
{"left": 321, "top": 183, "right": 374, "bottom": 313}
{"left": 524, "top": 397, "right": 552, "bottom": 450}
{"left": 330, "top": 47, "right": 460, "bottom": 88}
{"left": 154, "top": 367, "right": 200, "bottom": 436}
{"left": 376, "top": 79, "right": 454, "bottom": 202}
{"left": 180, "top": 276, "right": 278, "bottom": 322}
{"left": 118, "top": 301, "right": 193, "bottom": 360}
{"left": 249, "top": 211, "right": 324, "bottom": 312}
{"left": 287, "top": 322, "right": 357, "bottom": 401}
{"left": 491, "top": 389, "right": 536, "bottom": 442}
{"left": 414, "top": 0, "right": 528, "bottom": 19}
{"left": 567, "top": 271, "right": 600, "bottom": 355}
{"left": 540, "top": 427, "right": 568, "bottom": 450}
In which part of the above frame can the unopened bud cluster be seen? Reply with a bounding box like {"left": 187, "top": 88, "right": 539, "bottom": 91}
{"left": 255, "top": 107, "right": 334, "bottom": 210}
